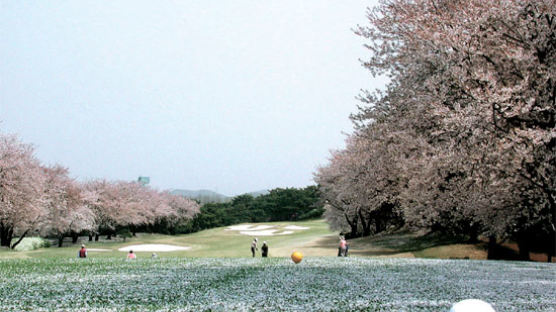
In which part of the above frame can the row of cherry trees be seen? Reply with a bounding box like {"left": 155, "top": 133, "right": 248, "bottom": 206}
{"left": 0, "top": 132, "right": 199, "bottom": 249}
{"left": 316, "top": 0, "right": 554, "bottom": 260}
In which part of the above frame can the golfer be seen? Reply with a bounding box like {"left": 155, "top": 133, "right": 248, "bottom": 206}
{"left": 251, "top": 238, "right": 258, "bottom": 257}
{"left": 261, "top": 241, "right": 269, "bottom": 257}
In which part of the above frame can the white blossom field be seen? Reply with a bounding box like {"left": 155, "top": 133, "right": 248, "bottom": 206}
{"left": 0, "top": 257, "right": 554, "bottom": 311}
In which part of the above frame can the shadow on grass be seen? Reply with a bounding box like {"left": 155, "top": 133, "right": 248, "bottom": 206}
{"left": 324, "top": 231, "right": 533, "bottom": 260}
{"left": 367, "top": 231, "right": 466, "bottom": 253}
{"left": 312, "top": 231, "right": 479, "bottom": 257}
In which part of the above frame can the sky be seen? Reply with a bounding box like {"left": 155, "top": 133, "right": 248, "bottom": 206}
{"left": 0, "top": 1, "right": 385, "bottom": 196}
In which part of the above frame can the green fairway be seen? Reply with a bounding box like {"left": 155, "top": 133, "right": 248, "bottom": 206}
{"left": 0, "top": 257, "right": 554, "bottom": 311}
{"left": 0, "top": 219, "right": 505, "bottom": 260}
{"left": 0, "top": 219, "right": 338, "bottom": 259}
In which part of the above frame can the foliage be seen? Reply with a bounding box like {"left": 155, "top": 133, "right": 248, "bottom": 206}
{"left": 183, "top": 186, "right": 322, "bottom": 233}
{"left": 316, "top": 0, "right": 555, "bottom": 260}
{"left": 0, "top": 133, "right": 45, "bottom": 248}
{"left": 11, "top": 237, "right": 50, "bottom": 252}
{"left": 170, "top": 189, "right": 231, "bottom": 204}
{"left": 0, "top": 220, "right": 335, "bottom": 258}
{"left": 0, "top": 257, "right": 554, "bottom": 311}
{"left": 0, "top": 131, "right": 200, "bottom": 249}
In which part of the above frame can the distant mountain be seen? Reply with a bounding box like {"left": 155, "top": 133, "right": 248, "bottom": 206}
{"left": 245, "top": 189, "right": 269, "bottom": 197}
{"left": 170, "top": 189, "right": 271, "bottom": 204}
{"left": 170, "top": 189, "right": 231, "bottom": 204}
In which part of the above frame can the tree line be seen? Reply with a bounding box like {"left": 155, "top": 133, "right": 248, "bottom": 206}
{"left": 176, "top": 186, "right": 322, "bottom": 234}
{"left": 315, "top": 0, "right": 554, "bottom": 261}
{"left": 0, "top": 132, "right": 200, "bottom": 249}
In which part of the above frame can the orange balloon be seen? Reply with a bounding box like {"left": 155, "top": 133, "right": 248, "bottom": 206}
{"left": 291, "top": 251, "right": 303, "bottom": 264}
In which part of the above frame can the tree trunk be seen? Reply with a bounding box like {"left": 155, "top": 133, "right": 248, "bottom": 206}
{"left": 57, "top": 235, "right": 64, "bottom": 248}
{"left": 106, "top": 234, "right": 111, "bottom": 240}
{"left": 95, "top": 234, "right": 99, "bottom": 241}
{"left": 543, "top": 176, "right": 555, "bottom": 263}
{"left": 10, "top": 229, "right": 30, "bottom": 249}
{"left": 468, "top": 226, "right": 479, "bottom": 243}
{"left": 71, "top": 232, "right": 79, "bottom": 244}
{"left": 8, "top": 227, "right": 13, "bottom": 244}
{"left": 0, "top": 232, "right": 9, "bottom": 247}
{"left": 375, "top": 218, "right": 384, "bottom": 234}
{"left": 0, "top": 223, "right": 14, "bottom": 247}
{"left": 344, "top": 213, "right": 359, "bottom": 238}
{"left": 487, "top": 236, "right": 497, "bottom": 260}
{"left": 547, "top": 231, "right": 554, "bottom": 263}
{"left": 358, "top": 209, "right": 371, "bottom": 237}
{"left": 88, "top": 234, "right": 93, "bottom": 241}
{"left": 517, "top": 237, "right": 531, "bottom": 261}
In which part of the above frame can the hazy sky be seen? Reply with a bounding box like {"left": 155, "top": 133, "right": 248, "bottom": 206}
{"left": 1, "top": 1, "right": 385, "bottom": 196}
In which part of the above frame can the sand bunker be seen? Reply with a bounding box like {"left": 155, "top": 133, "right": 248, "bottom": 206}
{"left": 284, "top": 225, "right": 309, "bottom": 230}
{"left": 277, "top": 231, "right": 294, "bottom": 235}
{"left": 87, "top": 248, "right": 111, "bottom": 252}
{"left": 227, "top": 225, "right": 274, "bottom": 231}
{"left": 240, "top": 230, "right": 277, "bottom": 236}
{"left": 228, "top": 224, "right": 306, "bottom": 236}
{"left": 118, "top": 244, "right": 191, "bottom": 252}
{"left": 239, "top": 230, "right": 295, "bottom": 236}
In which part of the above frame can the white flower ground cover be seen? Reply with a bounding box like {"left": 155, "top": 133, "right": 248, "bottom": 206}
{"left": 0, "top": 257, "right": 554, "bottom": 311}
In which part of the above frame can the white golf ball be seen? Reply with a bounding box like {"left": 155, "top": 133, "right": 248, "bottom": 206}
{"left": 450, "top": 299, "right": 495, "bottom": 312}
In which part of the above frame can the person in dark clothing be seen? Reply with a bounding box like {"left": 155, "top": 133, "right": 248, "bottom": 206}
{"left": 261, "top": 241, "right": 269, "bottom": 258}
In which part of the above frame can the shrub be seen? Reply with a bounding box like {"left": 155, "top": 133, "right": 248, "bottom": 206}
{"left": 12, "top": 237, "right": 50, "bottom": 251}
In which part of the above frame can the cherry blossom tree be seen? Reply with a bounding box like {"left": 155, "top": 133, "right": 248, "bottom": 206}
{"left": 152, "top": 191, "right": 200, "bottom": 234}
{"left": 0, "top": 133, "right": 46, "bottom": 249}
{"left": 1, "top": 131, "right": 200, "bottom": 247}
{"left": 162, "top": 191, "right": 199, "bottom": 222}
{"left": 40, "top": 165, "right": 94, "bottom": 247}
{"left": 84, "top": 180, "right": 199, "bottom": 239}
{"left": 315, "top": 125, "right": 409, "bottom": 238}
{"left": 84, "top": 180, "right": 130, "bottom": 240}
{"left": 319, "top": 0, "right": 554, "bottom": 260}
{"left": 354, "top": 0, "right": 555, "bottom": 259}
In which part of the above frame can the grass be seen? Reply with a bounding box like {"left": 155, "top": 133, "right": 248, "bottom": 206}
{"left": 0, "top": 257, "right": 554, "bottom": 311}
{"left": 0, "top": 219, "right": 337, "bottom": 259}
{"left": 345, "top": 231, "right": 488, "bottom": 259}
{"left": 1, "top": 220, "right": 554, "bottom": 311}
{"left": 0, "top": 220, "right": 550, "bottom": 261}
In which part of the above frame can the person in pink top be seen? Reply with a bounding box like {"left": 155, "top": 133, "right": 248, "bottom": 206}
{"left": 127, "top": 250, "right": 136, "bottom": 260}
{"left": 338, "top": 236, "right": 347, "bottom": 257}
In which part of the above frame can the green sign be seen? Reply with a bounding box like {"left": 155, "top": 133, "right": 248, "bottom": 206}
{"left": 137, "top": 176, "right": 150, "bottom": 185}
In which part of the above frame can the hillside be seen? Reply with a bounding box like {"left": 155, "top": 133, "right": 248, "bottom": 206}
{"left": 244, "top": 189, "right": 269, "bottom": 197}
{"left": 170, "top": 189, "right": 230, "bottom": 203}
{"left": 169, "top": 189, "right": 270, "bottom": 204}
